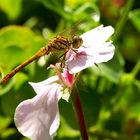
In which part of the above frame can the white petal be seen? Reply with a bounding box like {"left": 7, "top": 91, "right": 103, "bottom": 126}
{"left": 80, "top": 25, "right": 114, "bottom": 47}
{"left": 68, "top": 42, "right": 115, "bottom": 74}
{"left": 88, "top": 42, "right": 115, "bottom": 63}
{"left": 14, "top": 83, "right": 62, "bottom": 140}
{"left": 29, "top": 75, "right": 59, "bottom": 95}
{"left": 49, "top": 109, "right": 60, "bottom": 136}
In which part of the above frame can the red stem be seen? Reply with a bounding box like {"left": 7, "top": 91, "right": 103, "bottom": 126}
{"left": 71, "top": 86, "right": 89, "bottom": 140}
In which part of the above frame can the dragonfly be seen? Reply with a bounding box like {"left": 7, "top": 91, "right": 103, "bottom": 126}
{"left": 0, "top": 34, "right": 83, "bottom": 84}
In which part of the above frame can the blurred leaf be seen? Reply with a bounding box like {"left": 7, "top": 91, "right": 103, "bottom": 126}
{"left": 38, "top": 0, "right": 68, "bottom": 18}
{"left": 130, "top": 102, "right": 140, "bottom": 116}
{"left": 0, "top": 0, "right": 22, "bottom": 20}
{"left": 59, "top": 100, "right": 78, "bottom": 129}
{"left": 112, "top": 77, "right": 140, "bottom": 114}
{"left": 1, "top": 83, "right": 35, "bottom": 117}
{"left": 120, "top": 33, "right": 140, "bottom": 62}
{"left": 0, "top": 25, "right": 45, "bottom": 74}
{"left": 14, "top": 73, "right": 29, "bottom": 91}
{"left": 0, "top": 116, "right": 11, "bottom": 130}
{"left": 1, "top": 128, "right": 16, "bottom": 139}
{"left": 130, "top": 9, "right": 140, "bottom": 32}
{"left": 93, "top": 52, "right": 124, "bottom": 83}
{"left": 57, "top": 117, "right": 79, "bottom": 138}
{"left": 21, "top": 138, "right": 30, "bottom": 140}
{"left": 0, "top": 79, "right": 14, "bottom": 96}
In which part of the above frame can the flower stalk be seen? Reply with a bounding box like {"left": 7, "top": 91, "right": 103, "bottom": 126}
{"left": 71, "top": 85, "right": 89, "bottom": 140}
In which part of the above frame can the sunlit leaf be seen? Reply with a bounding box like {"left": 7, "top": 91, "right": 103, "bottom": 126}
{"left": 0, "top": 25, "right": 45, "bottom": 74}
{"left": 1, "top": 128, "right": 16, "bottom": 139}
{"left": 0, "top": 116, "right": 11, "bottom": 130}
{"left": 0, "top": 0, "right": 22, "bottom": 20}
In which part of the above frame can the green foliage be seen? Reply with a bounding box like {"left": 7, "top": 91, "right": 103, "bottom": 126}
{"left": 0, "top": 0, "right": 22, "bottom": 20}
{"left": 130, "top": 9, "right": 140, "bottom": 32}
{"left": 0, "top": 0, "right": 140, "bottom": 140}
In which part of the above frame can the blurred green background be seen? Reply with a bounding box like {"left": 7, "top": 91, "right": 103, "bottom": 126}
{"left": 0, "top": 0, "right": 140, "bottom": 140}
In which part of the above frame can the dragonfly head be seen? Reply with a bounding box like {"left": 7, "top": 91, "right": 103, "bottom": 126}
{"left": 72, "top": 36, "right": 83, "bottom": 49}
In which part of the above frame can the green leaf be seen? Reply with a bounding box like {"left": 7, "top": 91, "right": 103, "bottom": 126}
{"left": 14, "top": 73, "right": 29, "bottom": 91}
{"left": 130, "top": 102, "right": 140, "bottom": 117}
{"left": 0, "top": 25, "right": 45, "bottom": 74}
{"left": 0, "top": 0, "right": 22, "bottom": 20}
{"left": 1, "top": 82, "right": 35, "bottom": 117}
{"left": 112, "top": 78, "right": 140, "bottom": 114}
{"left": 130, "top": 9, "right": 140, "bottom": 32}
{"left": 57, "top": 117, "right": 79, "bottom": 138}
{"left": 1, "top": 128, "right": 16, "bottom": 139}
{"left": 0, "top": 116, "right": 12, "bottom": 130}
{"left": 39, "top": 0, "right": 69, "bottom": 18}
{"left": 0, "top": 79, "right": 14, "bottom": 96}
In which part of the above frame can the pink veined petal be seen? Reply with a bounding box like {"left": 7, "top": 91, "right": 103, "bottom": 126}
{"left": 65, "top": 49, "right": 76, "bottom": 61}
{"left": 67, "top": 42, "right": 115, "bottom": 74}
{"left": 63, "top": 69, "right": 74, "bottom": 87}
{"left": 14, "top": 83, "right": 62, "bottom": 140}
{"left": 80, "top": 25, "right": 114, "bottom": 47}
{"left": 67, "top": 52, "right": 91, "bottom": 74}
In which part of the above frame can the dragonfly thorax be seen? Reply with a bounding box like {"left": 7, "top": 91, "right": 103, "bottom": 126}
{"left": 46, "top": 35, "right": 83, "bottom": 54}
{"left": 46, "top": 35, "right": 70, "bottom": 54}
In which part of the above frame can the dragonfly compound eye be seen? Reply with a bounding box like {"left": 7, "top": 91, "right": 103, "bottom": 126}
{"left": 72, "top": 36, "right": 83, "bottom": 49}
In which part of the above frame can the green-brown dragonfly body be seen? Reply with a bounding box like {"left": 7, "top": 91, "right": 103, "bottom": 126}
{"left": 0, "top": 35, "right": 83, "bottom": 84}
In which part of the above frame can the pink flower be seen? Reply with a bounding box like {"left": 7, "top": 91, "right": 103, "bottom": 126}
{"left": 14, "top": 70, "right": 74, "bottom": 140}
{"left": 66, "top": 25, "right": 115, "bottom": 73}
{"left": 14, "top": 25, "right": 115, "bottom": 140}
